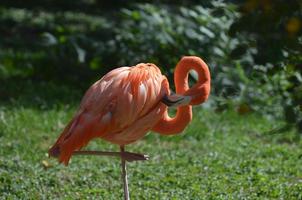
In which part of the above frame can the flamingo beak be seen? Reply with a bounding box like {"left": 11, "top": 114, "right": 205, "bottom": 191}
{"left": 162, "top": 94, "right": 192, "bottom": 107}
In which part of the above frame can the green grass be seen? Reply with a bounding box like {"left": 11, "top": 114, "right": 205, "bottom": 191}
{"left": 1, "top": 81, "right": 302, "bottom": 199}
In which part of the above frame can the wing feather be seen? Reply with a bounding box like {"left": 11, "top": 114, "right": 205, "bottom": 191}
{"left": 49, "top": 64, "right": 168, "bottom": 165}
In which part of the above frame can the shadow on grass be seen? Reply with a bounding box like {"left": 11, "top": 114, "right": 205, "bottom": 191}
{"left": 0, "top": 78, "right": 86, "bottom": 110}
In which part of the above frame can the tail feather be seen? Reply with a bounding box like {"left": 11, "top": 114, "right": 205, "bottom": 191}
{"left": 48, "top": 116, "right": 76, "bottom": 158}
{"left": 48, "top": 111, "right": 108, "bottom": 165}
{"left": 48, "top": 113, "right": 86, "bottom": 165}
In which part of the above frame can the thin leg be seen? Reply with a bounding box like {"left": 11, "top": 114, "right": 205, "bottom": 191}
{"left": 120, "top": 146, "right": 130, "bottom": 200}
{"left": 72, "top": 148, "right": 150, "bottom": 199}
{"left": 73, "top": 150, "right": 149, "bottom": 162}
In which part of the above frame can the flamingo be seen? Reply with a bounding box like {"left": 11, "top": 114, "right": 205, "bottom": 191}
{"left": 49, "top": 56, "right": 210, "bottom": 199}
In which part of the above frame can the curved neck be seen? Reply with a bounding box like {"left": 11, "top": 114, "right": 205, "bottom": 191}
{"left": 152, "top": 106, "right": 192, "bottom": 135}
{"left": 174, "top": 56, "right": 211, "bottom": 105}
{"left": 152, "top": 56, "right": 210, "bottom": 135}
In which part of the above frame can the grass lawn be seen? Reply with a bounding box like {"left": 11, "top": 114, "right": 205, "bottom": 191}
{"left": 0, "top": 81, "right": 302, "bottom": 199}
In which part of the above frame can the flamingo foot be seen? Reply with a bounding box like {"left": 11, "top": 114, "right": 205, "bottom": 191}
{"left": 121, "top": 151, "right": 149, "bottom": 162}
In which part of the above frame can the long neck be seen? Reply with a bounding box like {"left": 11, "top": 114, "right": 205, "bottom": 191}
{"left": 151, "top": 106, "right": 192, "bottom": 135}
{"left": 175, "top": 56, "right": 211, "bottom": 105}
{"left": 152, "top": 56, "right": 210, "bottom": 135}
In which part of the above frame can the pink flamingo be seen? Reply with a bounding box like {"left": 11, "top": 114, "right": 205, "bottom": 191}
{"left": 49, "top": 56, "right": 210, "bottom": 199}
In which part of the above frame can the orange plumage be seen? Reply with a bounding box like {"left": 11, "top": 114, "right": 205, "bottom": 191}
{"left": 49, "top": 56, "right": 211, "bottom": 165}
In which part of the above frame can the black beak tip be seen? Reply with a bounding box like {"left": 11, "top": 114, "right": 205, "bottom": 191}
{"left": 161, "top": 94, "right": 184, "bottom": 107}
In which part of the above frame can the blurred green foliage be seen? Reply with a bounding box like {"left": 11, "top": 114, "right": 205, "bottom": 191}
{"left": 0, "top": 0, "right": 301, "bottom": 133}
{"left": 229, "top": 0, "right": 302, "bottom": 133}
{"left": 0, "top": 1, "right": 236, "bottom": 86}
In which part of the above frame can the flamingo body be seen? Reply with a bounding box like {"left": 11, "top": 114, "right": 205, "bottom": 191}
{"left": 49, "top": 56, "right": 211, "bottom": 165}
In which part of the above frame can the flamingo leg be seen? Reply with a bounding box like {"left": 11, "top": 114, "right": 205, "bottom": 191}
{"left": 120, "top": 146, "right": 130, "bottom": 200}
{"left": 73, "top": 150, "right": 149, "bottom": 162}
{"left": 73, "top": 148, "right": 149, "bottom": 199}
